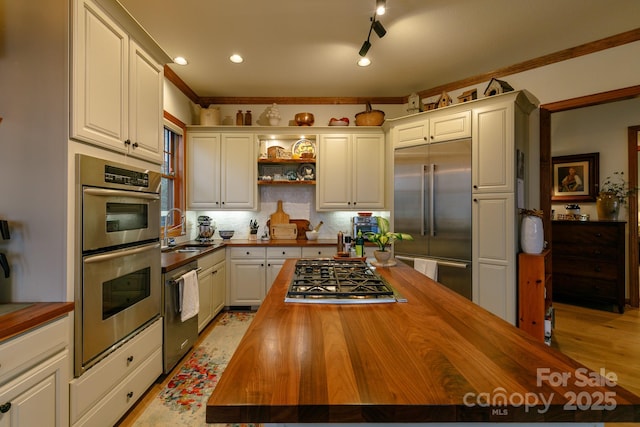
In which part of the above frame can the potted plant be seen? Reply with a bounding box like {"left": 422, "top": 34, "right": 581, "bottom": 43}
{"left": 597, "top": 171, "right": 634, "bottom": 220}
{"left": 363, "top": 216, "right": 413, "bottom": 265}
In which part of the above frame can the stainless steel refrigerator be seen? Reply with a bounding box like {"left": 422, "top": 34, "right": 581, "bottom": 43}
{"left": 393, "top": 139, "right": 472, "bottom": 299}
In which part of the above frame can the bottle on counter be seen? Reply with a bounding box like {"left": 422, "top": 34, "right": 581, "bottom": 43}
{"left": 344, "top": 235, "right": 352, "bottom": 255}
{"left": 236, "top": 110, "right": 244, "bottom": 126}
{"left": 355, "top": 230, "right": 364, "bottom": 257}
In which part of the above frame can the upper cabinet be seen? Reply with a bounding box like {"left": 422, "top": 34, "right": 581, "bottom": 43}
{"left": 71, "top": 0, "right": 167, "bottom": 164}
{"left": 391, "top": 109, "right": 471, "bottom": 148}
{"left": 187, "top": 131, "right": 256, "bottom": 210}
{"left": 316, "top": 132, "right": 385, "bottom": 210}
{"left": 429, "top": 110, "right": 471, "bottom": 143}
{"left": 392, "top": 118, "right": 429, "bottom": 148}
{"left": 472, "top": 102, "right": 514, "bottom": 193}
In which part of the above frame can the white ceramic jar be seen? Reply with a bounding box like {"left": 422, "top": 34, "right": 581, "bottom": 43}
{"left": 521, "top": 215, "right": 544, "bottom": 254}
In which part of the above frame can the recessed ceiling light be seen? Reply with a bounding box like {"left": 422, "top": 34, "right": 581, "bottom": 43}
{"left": 357, "top": 57, "right": 371, "bottom": 67}
{"left": 229, "top": 54, "right": 244, "bottom": 64}
{"left": 173, "top": 56, "right": 188, "bottom": 65}
{"left": 376, "top": 0, "right": 386, "bottom": 15}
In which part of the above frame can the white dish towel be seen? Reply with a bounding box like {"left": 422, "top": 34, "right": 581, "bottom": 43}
{"left": 179, "top": 269, "right": 199, "bottom": 322}
{"left": 414, "top": 258, "right": 438, "bottom": 281}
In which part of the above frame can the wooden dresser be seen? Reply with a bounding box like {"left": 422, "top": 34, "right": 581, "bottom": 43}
{"left": 551, "top": 220, "right": 626, "bottom": 313}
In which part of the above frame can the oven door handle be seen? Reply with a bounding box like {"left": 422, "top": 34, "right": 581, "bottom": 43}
{"left": 83, "top": 242, "right": 160, "bottom": 264}
{"left": 83, "top": 187, "right": 160, "bottom": 200}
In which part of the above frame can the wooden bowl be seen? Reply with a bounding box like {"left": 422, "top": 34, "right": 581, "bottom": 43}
{"left": 295, "top": 112, "right": 314, "bottom": 126}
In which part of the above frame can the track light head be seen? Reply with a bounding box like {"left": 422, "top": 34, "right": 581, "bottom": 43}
{"left": 372, "top": 20, "right": 386, "bottom": 38}
{"left": 376, "top": 0, "right": 386, "bottom": 15}
{"left": 359, "top": 40, "right": 371, "bottom": 57}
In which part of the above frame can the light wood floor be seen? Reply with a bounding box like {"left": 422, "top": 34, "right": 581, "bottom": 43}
{"left": 552, "top": 302, "right": 640, "bottom": 427}
{"left": 117, "top": 303, "right": 640, "bottom": 426}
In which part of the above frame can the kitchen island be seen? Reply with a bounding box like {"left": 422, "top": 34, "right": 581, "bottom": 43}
{"left": 207, "top": 260, "right": 640, "bottom": 424}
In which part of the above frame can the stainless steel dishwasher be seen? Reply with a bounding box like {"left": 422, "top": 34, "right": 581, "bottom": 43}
{"left": 162, "top": 261, "right": 199, "bottom": 373}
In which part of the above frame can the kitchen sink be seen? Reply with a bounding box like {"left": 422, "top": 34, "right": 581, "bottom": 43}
{"left": 162, "top": 245, "right": 205, "bottom": 253}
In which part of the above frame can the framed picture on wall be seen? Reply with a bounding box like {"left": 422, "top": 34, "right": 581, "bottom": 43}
{"left": 551, "top": 152, "right": 599, "bottom": 202}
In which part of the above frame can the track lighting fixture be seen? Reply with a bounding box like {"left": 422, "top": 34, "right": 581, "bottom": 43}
{"left": 376, "top": 0, "right": 386, "bottom": 15}
{"left": 359, "top": 40, "right": 371, "bottom": 57}
{"left": 357, "top": 5, "right": 387, "bottom": 61}
{"left": 372, "top": 20, "right": 386, "bottom": 38}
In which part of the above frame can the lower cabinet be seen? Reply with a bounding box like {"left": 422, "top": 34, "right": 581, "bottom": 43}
{"left": 227, "top": 247, "right": 267, "bottom": 306}
{"left": 0, "top": 316, "right": 70, "bottom": 427}
{"left": 227, "top": 245, "right": 337, "bottom": 306}
{"left": 266, "top": 247, "right": 303, "bottom": 293}
{"left": 197, "top": 249, "right": 226, "bottom": 333}
{"left": 69, "top": 318, "right": 162, "bottom": 427}
{"left": 472, "top": 193, "right": 516, "bottom": 325}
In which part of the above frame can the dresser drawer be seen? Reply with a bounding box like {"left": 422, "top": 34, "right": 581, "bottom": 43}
{"left": 553, "top": 256, "right": 618, "bottom": 280}
{"left": 553, "top": 274, "right": 618, "bottom": 301}
{"left": 552, "top": 241, "right": 619, "bottom": 261}
{"left": 552, "top": 222, "right": 621, "bottom": 247}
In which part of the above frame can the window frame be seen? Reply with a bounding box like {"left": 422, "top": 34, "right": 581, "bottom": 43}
{"left": 162, "top": 111, "right": 186, "bottom": 238}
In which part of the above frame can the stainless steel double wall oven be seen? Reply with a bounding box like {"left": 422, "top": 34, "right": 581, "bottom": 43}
{"left": 75, "top": 154, "right": 162, "bottom": 377}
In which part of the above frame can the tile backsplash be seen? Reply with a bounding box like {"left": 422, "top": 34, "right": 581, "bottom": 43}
{"left": 178, "top": 186, "right": 388, "bottom": 242}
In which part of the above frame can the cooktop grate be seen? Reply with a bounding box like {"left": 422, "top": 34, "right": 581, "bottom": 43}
{"left": 286, "top": 259, "right": 396, "bottom": 303}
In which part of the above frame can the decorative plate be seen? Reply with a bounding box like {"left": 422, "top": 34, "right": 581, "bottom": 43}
{"left": 292, "top": 138, "right": 316, "bottom": 157}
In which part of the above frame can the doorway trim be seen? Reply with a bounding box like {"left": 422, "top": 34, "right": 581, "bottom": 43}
{"left": 540, "top": 85, "right": 640, "bottom": 308}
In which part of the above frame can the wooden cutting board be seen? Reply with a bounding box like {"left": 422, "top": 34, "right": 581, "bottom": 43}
{"left": 267, "top": 219, "right": 311, "bottom": 239}
{"left": 270, "top": 223, "right": 298, "bottom": 240}
{"left": 270, "top": 200, "right": 290, "bottom": 225}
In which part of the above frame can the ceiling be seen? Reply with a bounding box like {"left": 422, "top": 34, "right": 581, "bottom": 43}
{"left": 118, "top": 0, "right": 640, "bottom": 99}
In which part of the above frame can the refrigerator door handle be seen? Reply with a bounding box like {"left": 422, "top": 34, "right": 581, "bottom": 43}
{"left": 429, "top": 164, "right": 436, "bottom": 237}
{"left": 421, "top": 164, "right": 427, "bottom": 236}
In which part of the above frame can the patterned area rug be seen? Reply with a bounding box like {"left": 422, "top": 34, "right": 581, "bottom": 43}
{"left": 133, "top": 311, "right": 256, "bottom": 427}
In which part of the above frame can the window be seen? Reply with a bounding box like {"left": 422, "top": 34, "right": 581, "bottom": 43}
{"left": 161, "top": 112, "right": 186, "bottom": 234}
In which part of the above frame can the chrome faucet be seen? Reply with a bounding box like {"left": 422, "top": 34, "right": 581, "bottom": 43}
{"left": 163, "top": 208, "right": 185, "bottom": 247}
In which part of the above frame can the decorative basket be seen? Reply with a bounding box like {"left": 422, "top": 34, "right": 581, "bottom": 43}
{"left": 355, "top": 102, "right": 385, "bottom": 126}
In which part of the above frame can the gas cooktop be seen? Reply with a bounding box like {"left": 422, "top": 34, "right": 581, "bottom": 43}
{"left": 285, "top": 259, "right": 399, "bottom": 304}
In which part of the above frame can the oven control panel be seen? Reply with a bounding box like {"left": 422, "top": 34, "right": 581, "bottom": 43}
{"left": 104, "top": 165, "right": 149, "bottom": 187}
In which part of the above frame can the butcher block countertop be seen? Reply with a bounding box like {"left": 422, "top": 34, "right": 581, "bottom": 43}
{"left": 0, "top": 302, "right": 74, "bottom": 343}
{"left": 207, "top": 260, "right": 640, "bottom": 424}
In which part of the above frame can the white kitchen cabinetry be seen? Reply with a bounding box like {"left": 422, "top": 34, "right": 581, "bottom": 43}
{"left": 301, "top": 246, "right": 337, "bottom": 258}
{"left": 266, "top": 247, "right": 302, "bottom": 293}
{"left": 228, "top": 246, "right": 303, "bottom": 305}
{"left": 197, "top": 249, "right": 226, "bottom": 333}
{"left": 317, "top": 133, "right": 385, "bottom": 210}
{"left": 429, "top": 110, "right": 471, "bottom": 143}
{"left": 471, "top": 92, "right": 537, "bottom": 325}
{"left": 187, "top": 132, "right": 256, "bottom": 210}
{"left": 392, "top": 118, "right": 429, "bottom": 148}
{"left": 69, "top": 318, "right": 162, "bottom": 427}
{"left": 0, "top": 316, "right": 70, "bottom": 427}
{"left": 227, "top": 247, "right": 266, "bottom": 306}
{"left": 72, "top": 0, "right": 164, "bottom": 164}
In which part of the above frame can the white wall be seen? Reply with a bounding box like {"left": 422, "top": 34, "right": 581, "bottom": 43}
{"left": 0, "top": 0, "right": 69, "bottom": 302}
